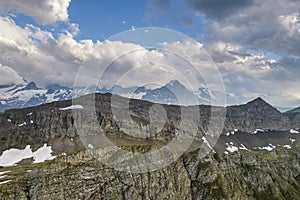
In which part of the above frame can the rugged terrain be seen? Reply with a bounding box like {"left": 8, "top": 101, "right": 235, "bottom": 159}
{"left": 0, "top": 93, "right": 300, "bottom": 199}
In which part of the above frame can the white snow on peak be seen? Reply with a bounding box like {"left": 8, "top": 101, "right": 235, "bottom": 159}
{"left": 290, "top": 129, "right": 299, "bottom": 134}
{"left": 0, "top": 144, "right": 56, "bottom": 167}
{"left": 121, "top": 92, "right": 147, "bottom": 100}
{"left": 59, "top": 105, "right": 83, "bottom": 110}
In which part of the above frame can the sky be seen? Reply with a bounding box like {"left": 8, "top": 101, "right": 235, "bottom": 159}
{"left": 0, "top": 0, "right": 299, "bottom": 107}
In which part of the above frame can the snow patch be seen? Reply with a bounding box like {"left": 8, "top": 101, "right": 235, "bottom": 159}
{"left": 0, "top": 180, "right": 11, "bottom": 185}
{"left": 227, "top": 129, "right": 239, "bottom": 136}
{"left": 33, "top": 144, "right": 56, "bottom": 163}
{"left": 0, "top": 171, "right": 10, "bottom": 176}
{"left": 202, "top": 137, "right": 215, "bottom": 152}
{"left": 290, "top": 129, "right": 299, "bottom": 134}
{"left": 253, "top": 129, "right": 264, "bottom": 134}
{"left": 59, "top": 105, "right": 83, "bottom": 110}
{"left": 239, "top": 144, "right": 250, "bottom": 151}
{"left": 0, "top": 144, "right": 56, "bottom": 167}
{"left": 18, "top": 122, "right": 26, "bottom": 127}
{"left": 225, "top": 143, "right": 239, "bottom": 153}
{"left": 257, "top": 144, "right": 275, "bottom": 151}
{"left": 290, "top": 138, "right": 296, "bottom": 143}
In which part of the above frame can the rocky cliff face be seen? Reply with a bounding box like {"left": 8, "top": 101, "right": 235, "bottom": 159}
{"left": 1, "top": 145, "right": 300, "bottom": 199}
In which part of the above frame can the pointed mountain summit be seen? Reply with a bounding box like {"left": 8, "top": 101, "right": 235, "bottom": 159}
{"left": 245, "top": 97, "right": 281, "bottom": 113}
{"left": 141, "top": 80, "right": 198, "bottom": 105}
{"left": 247, "top": 97, "right": 268, "bottom": 105}
{"left": 225, "top": 97, "right": 290, "bottom": 132}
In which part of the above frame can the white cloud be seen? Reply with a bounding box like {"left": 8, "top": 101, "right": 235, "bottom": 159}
{"left": 0, "top": 64, "right": 25, "bottom": 86}
{"left": 0, "top": 4, "right": 299, "bottom": 107}
{"left": 199, "top": 0, "right": 300, "bottom": 56}
{"left": 0, "top": 0, "right": 71, "bottom": 24}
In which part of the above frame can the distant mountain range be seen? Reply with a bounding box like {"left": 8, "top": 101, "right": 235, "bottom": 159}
{"left": 0, "top": 77, "right": 216, "bottom": 112}
{"left": 0, "top": 68, "right": 299, "bottom": 113}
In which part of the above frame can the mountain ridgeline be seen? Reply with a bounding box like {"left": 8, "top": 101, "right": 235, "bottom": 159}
{"left": 0, "top": 94, "right": 298, "bottom": 155}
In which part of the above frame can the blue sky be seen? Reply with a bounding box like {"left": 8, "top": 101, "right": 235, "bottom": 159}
{"left": 0, "top": 0, "right": 300, "bottom": 107}
{"left": 9, "top": 0, "right": 204, "bottom": 42}
{"left": 69, "top": 1, "right": 150, "bottom": 41}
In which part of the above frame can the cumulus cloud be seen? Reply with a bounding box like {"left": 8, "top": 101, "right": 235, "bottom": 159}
{"left": 0, "top": 0, "right": 71, "bottom": 24}
{"left": 193, "top": 0, "right": 300, "bottom": 56}
{"left": 0, "top": 16, "right": 206, "bottom": 90}
{"left": 0, "top": 13, "right": 298, "bottom": 107}
{"left": 204, "top": 41, "right": 300, "bottom": 106}
{"left": 0, "top": 64, "right": 25, "bottom": 86}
